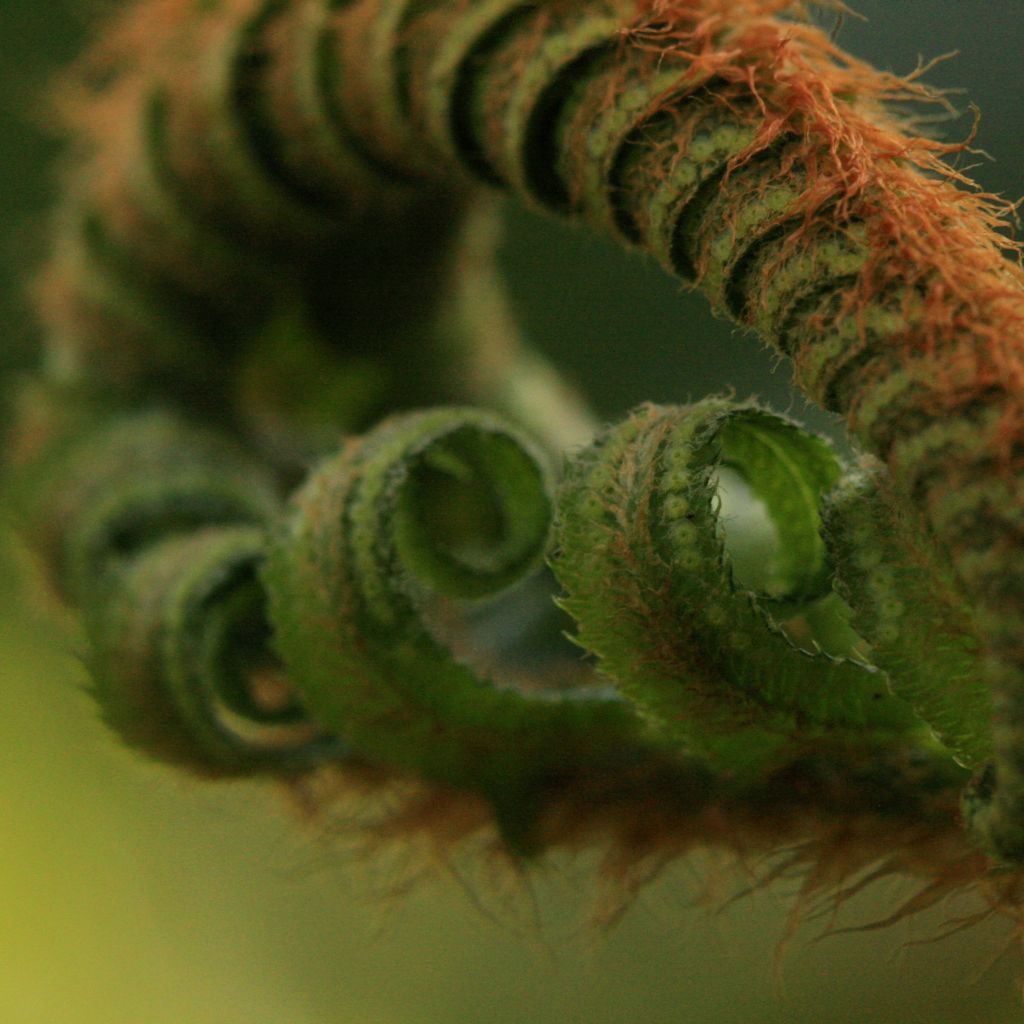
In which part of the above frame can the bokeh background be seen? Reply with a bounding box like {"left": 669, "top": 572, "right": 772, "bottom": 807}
{"left": 2, "top": 3, "right": 1024, "bottom": 1021}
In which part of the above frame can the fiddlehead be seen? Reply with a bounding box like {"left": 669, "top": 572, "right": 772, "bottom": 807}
{"left": 552, "top": 400, "right": 918, "bottom": 777}
{"left": 9, "top": 0, "right": 1024, "bottom": 913}
{"left": 264, "top": 406, "right": 683, "bottom": 844}
{"left": 87, "top": 524, "right": 339, "bottom": 774}
{"left": 7, "top": 402, "right": 337, "bottom": 772}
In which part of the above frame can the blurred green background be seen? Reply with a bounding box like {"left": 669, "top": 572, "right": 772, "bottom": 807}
{"left": 3, "top": 3, "right": 1024, "bottom": 1022}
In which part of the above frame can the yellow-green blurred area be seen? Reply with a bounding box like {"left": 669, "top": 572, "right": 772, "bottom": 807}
{"left": 3, "top": 2, "right": 1024, "bottom": 1021}
{"left": 3, "top": 533, "right": 1024, "bottom": 1024}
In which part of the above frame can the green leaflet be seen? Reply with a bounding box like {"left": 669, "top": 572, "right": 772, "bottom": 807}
{"left": 265, "top": 406, "right": 671, "bottom": 845}
{"left": 551, "top": 400, "right": 920, "bottom": 778}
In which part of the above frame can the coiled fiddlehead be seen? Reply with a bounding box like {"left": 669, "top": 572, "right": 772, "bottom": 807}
{"left": 552, "top": 400, "right": 919, "bottom": 778}
{"left": 264, "top": 406, "right": 690, "bottom": 845}
{"left": 87, "top": 524, "right": 340, "bottom": 774}
{"left": 7, "top": 403, "right": 338, "bottom": 772}
{"left": 8, "top": 0, "right": 1024, "bottom": 905}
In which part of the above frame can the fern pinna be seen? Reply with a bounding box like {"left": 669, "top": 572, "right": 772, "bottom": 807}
{"left": 8, "top": 0, "right": 1024, "bottom": 927}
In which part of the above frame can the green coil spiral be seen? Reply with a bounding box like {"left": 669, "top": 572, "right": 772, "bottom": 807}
{"left": 8, "top": 0, "right": 1024, "bottom": 871}
{"left": 87, "top": 525, "right": 341, "bottom": 774}
{"left": 8, "top": 404, "right": 337, "bottom": 772}
{"left": 552, "top": 400, "right": 920, "bottom": 778}
{"left": 264, "top": 406, "right": 689, "bottom": 847}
